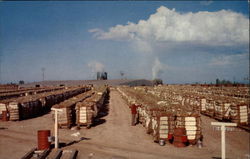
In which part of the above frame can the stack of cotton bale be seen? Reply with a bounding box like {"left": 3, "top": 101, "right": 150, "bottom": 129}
{"left": 0, "top": 103, "right": 7, "bottom": 119}
{"left": 75, "top": 86, "right": 109, "bottom": 128}
{"left": 8, "top": 102, "right": 20, "bottom": 121}
{"left": 2, "top": 86, "right": 90, "bottom": 121}
{"left": 53, "top": 90, "right": 94, "bottom": 128}
{"left": 213, "top": 97, "right": 230, "bottom": 120}
{"left": 117, "top": 86, "right": 203, "bottom": 145}
{"left": 204, "top": 97, "right": 215, "bottom": 117}
{"left": 230, "top": 101, "right": 249, "bottom": 125}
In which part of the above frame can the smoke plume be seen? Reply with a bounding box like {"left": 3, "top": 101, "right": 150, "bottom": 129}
{"left": 87, "top": 61, "right": 105, "bottom": 73}
{"left": 152, "top": 57, "right": 166, "bottom": 79}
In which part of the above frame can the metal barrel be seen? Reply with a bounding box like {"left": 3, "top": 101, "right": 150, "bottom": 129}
{"left": 173, "top": 128, "right": 187, "bottom": 147}
{"left": 37, "top": 130, "right": 51, "bottom": 150}
{"left": 2, "top": 111, "right": 8, "bottom": 121}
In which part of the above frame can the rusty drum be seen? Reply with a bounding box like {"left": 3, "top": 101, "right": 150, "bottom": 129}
{"left": 37, "top": 130, "right": 51, "bottom": 150}
{"left": 2, "top": 111, "right": 8, "bottom": 121}
{"left": 173, "top": 128, "right": 187, "bottom": 147}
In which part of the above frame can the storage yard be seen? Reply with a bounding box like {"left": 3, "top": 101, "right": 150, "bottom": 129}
{"left": 1, "top": 1, "right": 249, "bottom": 158}
{"left": 0, "top": 81, "right": 249, "bottom": 159}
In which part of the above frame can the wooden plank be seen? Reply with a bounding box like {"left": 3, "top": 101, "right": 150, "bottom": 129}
{"left": 37, "top": 149, "right": 51, "bottom": 159}
{"left": 20, "top": 148, "right": 37, "bottom": 159}
{"left": 61, "top": 150, "right": 78, "bottom": 159}
{"left": 50, "top": 149, "right": 62, "bottom": 159}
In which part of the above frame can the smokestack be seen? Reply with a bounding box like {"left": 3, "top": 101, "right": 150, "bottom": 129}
{"left": 97, "top": 71, "right": 108, "bottom": 80}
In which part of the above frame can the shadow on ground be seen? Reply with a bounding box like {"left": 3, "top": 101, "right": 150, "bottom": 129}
{"left": 50, "top": 137, "right": 91, "bottom": 148}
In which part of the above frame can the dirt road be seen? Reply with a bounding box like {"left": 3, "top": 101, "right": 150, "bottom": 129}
{"left": 0, "top": 89, "right": 249, "bottom": 159}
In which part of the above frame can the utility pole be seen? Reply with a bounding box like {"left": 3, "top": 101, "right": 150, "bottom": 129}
{"left": 211, "top": 122, "right": 237, "bottom": 159}
{"left": 51, "top": 108, "right": 63, "bottom": 149}
{"left": 41, "top": 67, "right": 45, "bottom": 81}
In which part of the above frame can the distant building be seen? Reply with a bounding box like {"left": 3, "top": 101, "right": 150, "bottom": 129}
{"left": 97, "top": 72, "right": 108, "bottom": 80}
{"left": 19, "top": 80, "right": 25, "bottom": 85}
{"left": 153, "top": 79, "right": 163, "bottom": 86}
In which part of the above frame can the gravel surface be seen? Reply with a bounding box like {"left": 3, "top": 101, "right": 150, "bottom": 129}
{"left": 0, "top": 89, "right": 249, "bottom": 159}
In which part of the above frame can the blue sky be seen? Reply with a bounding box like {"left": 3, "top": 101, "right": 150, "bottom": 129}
{"left": 0, "top": 1, "right": 249, "bottom": 84}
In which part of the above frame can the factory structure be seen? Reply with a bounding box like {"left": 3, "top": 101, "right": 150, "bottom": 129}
{"left": 97, "top": 72, "right": 108, "bottom": 80}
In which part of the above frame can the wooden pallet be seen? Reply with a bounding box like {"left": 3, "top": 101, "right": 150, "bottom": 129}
{"left": 20, "top": 148, "right": 78, "bottom": 159}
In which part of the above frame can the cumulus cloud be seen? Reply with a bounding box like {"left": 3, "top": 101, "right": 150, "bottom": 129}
{"left": 87, "top": 61, "right": 105, "bottom": 73}
{"left": 89, "top": 6, "right": 249, "bottom": 81}
{"left": 89, "top": 6, "right": 249, "bottom": 46}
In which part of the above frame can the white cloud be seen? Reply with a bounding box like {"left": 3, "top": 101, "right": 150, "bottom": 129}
{"left": 88, "top": 6, "right": 249, "bottom": 82}
{"left": 89, "top": 6, "right": 249, "bottom": 46}
{"left": 88, "top": 28, "right": 104, "bottom": 39}
{"left": 87, "top": 61, "right": 105, "bottom": 73}
{"left": 209, "top": 53, "right": 249, "bottom": 66}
